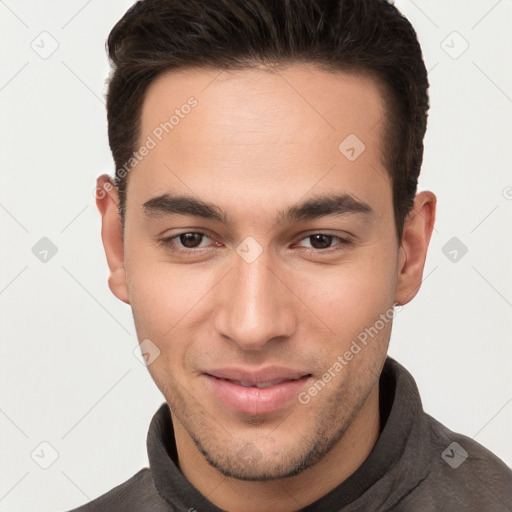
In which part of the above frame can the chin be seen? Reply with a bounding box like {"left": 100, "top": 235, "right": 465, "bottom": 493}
{"left": 193, "top": 431, "right": 333, "bottom": 482}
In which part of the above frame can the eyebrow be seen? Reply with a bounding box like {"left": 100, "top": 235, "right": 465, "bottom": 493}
{"left": 142, "top": 192, "right": 373, "bottom": 225}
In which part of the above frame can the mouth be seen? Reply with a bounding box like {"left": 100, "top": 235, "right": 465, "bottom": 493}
{"left": 203, "top": 368, "right": 312, "bottom": 415}
{"left": 223, "top": 378, "right": 297, "bottom": 389}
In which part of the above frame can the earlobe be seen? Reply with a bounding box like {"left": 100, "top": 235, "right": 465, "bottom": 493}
{"left": 394, "top": 191, "right": 436, "bottom": 306}
{"left": 96, "top": 174, "right": 130, "bottom": 305}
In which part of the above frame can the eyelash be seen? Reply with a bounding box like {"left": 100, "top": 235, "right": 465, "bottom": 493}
{"left": 157, "top": 231, "right": 352, "bottom": 256}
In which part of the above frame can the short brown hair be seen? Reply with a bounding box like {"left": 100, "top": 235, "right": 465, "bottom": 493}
{"left": 106, "top": 0, "right": 429, "bottom": 241}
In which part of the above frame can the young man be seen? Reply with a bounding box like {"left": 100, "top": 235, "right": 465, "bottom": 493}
{"left": 71, "top": 0, "right": 512, "bottom": 510}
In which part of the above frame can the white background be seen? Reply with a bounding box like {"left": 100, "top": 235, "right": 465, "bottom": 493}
{"left": 1, "top": 1, "right": 511, "bottom": 511}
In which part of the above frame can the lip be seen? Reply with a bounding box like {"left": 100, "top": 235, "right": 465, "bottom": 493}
{"left": 202, "top": 366, "right": 312, "bottom": 415}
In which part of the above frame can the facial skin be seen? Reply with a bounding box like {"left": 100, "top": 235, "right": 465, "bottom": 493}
{"left": 97, "top": 64, "right": 436, "bottom": 512}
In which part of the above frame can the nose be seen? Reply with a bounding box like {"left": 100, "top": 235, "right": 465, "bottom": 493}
{"left": 213, "top": 247, "right": 297, "bottom": 351}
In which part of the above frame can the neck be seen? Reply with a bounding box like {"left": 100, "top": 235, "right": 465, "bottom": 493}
{"left": 173, "top": 384, "right": 381, "bottom": 512}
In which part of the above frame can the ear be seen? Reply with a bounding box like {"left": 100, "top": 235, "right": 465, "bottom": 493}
{"left": 95, "top": 174, "right": 130, "bottom": 304}
{"left": 394, "top": 191, "right": 437, "bottom": 306}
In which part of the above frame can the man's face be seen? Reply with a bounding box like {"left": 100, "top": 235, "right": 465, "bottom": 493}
{"left": 119, "top": 65, "right": 403, "bottom": 479}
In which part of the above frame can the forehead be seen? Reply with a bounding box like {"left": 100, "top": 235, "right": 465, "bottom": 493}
{"left": 129, "top": 64, "right": 391, "bottom": 217}
{"left": 141, "top": 64, "right": 386, "bottom": 147}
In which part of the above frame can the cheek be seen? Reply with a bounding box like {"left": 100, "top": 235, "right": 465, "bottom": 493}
{"left": 292, "top": 248, "right": 398, "bottom": 341}
{"left": 125, "top": 245, "right": 218, "bottom": 343}
{"left": 125, "top": 261, "right": 214, "bottom": 391}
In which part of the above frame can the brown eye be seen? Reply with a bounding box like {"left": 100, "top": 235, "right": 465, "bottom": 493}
{"left": 308, "top": 234, "right": 334, "bottom": 249}
{"left": 179, "top": 232, "right": 204, "bottom": 248}
{"left": 296, "top": 233, "right": 351, "bottom": 254}
{"left": 158, "top": 231, "right": 215, "bottom": 254}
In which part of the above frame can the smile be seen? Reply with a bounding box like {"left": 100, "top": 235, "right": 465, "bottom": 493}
{"left": 227, "top": 378, "right": 291, "bottom": 388}
{"left": 202, "top": 369, "right": 312, "bottom": 415}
